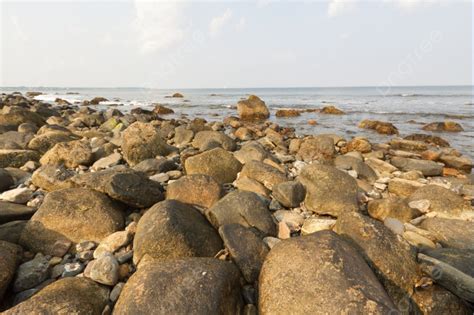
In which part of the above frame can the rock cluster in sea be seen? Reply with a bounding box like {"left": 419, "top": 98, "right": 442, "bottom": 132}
{"left": 0, "top": 92, "right": 473, "bottom": 314}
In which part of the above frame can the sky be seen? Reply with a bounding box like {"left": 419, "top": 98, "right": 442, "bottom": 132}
{"left": 0, "top": 0, "right": 472, "bottom": 88}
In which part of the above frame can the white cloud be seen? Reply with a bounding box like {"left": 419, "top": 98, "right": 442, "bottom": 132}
{"left": 328, "top": 0, "right": 441, "bottom": 17}
{"left": 133, "top": 0, "right": 186, "bottom": 54}
{"left": 235, "top": 17, "right": 247, "bottom": 32}
{"left": 209, "top": 8, "right": 233, "bottom": 38}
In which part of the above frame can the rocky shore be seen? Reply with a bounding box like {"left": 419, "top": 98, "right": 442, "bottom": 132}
{"left": 0, "top": 92, "right": 473, "bottom": 314}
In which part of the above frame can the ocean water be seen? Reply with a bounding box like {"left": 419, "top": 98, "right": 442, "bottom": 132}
{"left": 2, "top": 86, "right": 473, "bottom": 158}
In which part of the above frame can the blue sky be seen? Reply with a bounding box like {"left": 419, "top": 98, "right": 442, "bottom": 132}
{"left": 1, "top": 0, "right": 472, "bottom": 88}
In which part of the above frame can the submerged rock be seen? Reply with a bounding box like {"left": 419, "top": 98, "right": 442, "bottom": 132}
{"left": 359, "top": 119, "right": 399, "bottom": 135}
{"left": 422, "top": 121, "right": 464, "bottom": 132}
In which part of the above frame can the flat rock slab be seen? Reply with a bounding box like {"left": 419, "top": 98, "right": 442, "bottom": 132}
{"left": 0, "top": 201, "right": 36, "bottom": 224}
{"left": 420, "top": 218, "right": 474, "bottom": 250}
{"left": 408, "top": 185, "right": 470, "bottom": 216}
{"left": 420, "top": 248, "right": 474, "bottom": 278}
{"left": 114, "top": 258, "right": 243, "bottom": 314}
{"left": 259, "top": 231, "right": 397, "bottom": 314}
{"left": 390, "top": 157, "right": 443, "bottom": 176}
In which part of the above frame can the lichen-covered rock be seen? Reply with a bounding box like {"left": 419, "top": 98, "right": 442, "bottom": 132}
{"left": 40, "top": 140, "right": 93, "bottom": 168}
{"left": 114, "top": 258, "right": 243, "bottom": 314}
{"left": 0, "top": 149, "right": 40, "bottom": 168}
{"left": 237, "top": 95, "right": 270, "bottom": 121}
{"left": 19, "top": 188, "right": 124, "bottom": 255}
{"left": 259, "top": 231, "right": 396, "bottom": 314}
{"left": 28, "top": 132, "right": 79, "bottom": 154}
{"left": 133, "top": 200, "right": 223, "bottom": 264}
{"left": 31, "top": 164, "right": 75, "bottom": 191}
{"left": 166, "top": 174, "right": 223, "bottom": 209}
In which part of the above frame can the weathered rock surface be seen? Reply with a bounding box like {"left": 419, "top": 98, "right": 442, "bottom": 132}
{"left": 234, "top": 141, "right": 273, "bottom": 164}
{"left": 3, "top": 277, "right": 109, "bottom": 314}
{"left": 0, "top": 168, "right": 14, "bottom": 192}
{"left": 420, "top": 218, "right": 474, "bottom": 250}
{"left": 439, "top": 154, "right": 473, "bottom": 172}
{"left": 298, "top": 164, "right": 359, "bottom": 216}
{"left": 237, "top": 95, "right": 270, "bottom": 121}
{"left": 422, "top": 121, "right": 464, "bottom": 132}
{"left": 320, "top": 105, "right": 344, "bottom": 115}
{"left": 13, "top": 253, "right": 50, "bottom": 292}
{"left": 388, "top": 178, "right": 425, "bottom": 197}
{"left": 0, "top": 149, "right": 40, "bottom": 168}
{"left": 368, "top": 197, "right": 421, "bottom": 222}
{"left": 239, "top": 160, "right": 287, "bottom": 190}
{"left": 0, "top": 201, "right": 36, "bottom": 224}
{"left": 0, "top": 221, "right": 26, "bottom": 244}
{"left": 31, "top": 164, "right": 75, "bottom": 191}
{"left": 192, "top": 130, "right": 236, "bottom": 151}
{"left": 334, "top": 155, "right": 378, "bottom": 183}
{"left": 184, "top": 148, "right": 242, "bottom": 184}
{"left": 166, "top": 174, "right": 223, "bottom": 209}
{"left": 19, "top": 188, "right": 124, "bottom": 255}
{"left": 0, "top": 240, "right": 21, "bottom": 300}
{"left": 272, "top": 181, "right": 305, "bottom": 208}
{"left": 133, "top": 200, "right": 223, "bottom": 264}
{"left": 132, "top": 157, "right": 176, "bottom": 175}
{"left": 219, "top": 224, "right": 269, "bottom": 283}
{"left": 420, "top": 248, "right": 474, "bottom": 277}
{"left": 206, "top": 190, "right": 276, "bottom": 236}
{"left": 40, "top": 140, "right": 93, "bottom": 168}
{"left": 359, "top": 119, "right": 399, "bottom": 135}
{"left": 412, "top": 285, "right": 472, "bottom": 315}
{"left": 391, "top": 156, "right": 443, "bottom": 176}
{"left": 28, "top": 132, "right": 79, "bottom": 154}
{"left": 259, "top": 231, "right": 396, "bottom": 314}
{"left": 408, "top": 185, "right": 470, "bottom": 216}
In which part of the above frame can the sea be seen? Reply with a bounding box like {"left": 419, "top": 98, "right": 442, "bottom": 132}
{"left": 1, "top": 86, "right": 473, "bottom": 158}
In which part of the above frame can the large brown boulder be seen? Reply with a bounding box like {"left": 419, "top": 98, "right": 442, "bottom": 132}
{"left": 298, "top": 164, "right": 359, "bottom": 216}
{"left": 422, "top": 121, "right": 464, "bottom": 132}
{"left": 206, "top": 190, "right": 276, "bottom": 236}
{"left": 70, "top": 168, "right": 164, "bottom": 208}
{"left": 184, "top": 148, "right": 242, "bottom": 184}
{"left": 0, "top": 241, "right": 22, "bottom": 301}
{"left": 320, "top": 105, "right": 344, "bottom": 114}
{"left": 133, "top": 200, "right": 223, "bottom": 264}
{"left": 0, "top": 110, "right": 45, "bottom": 129}
{"left": 296, "top": 135, "right": 335, "bottom": 163}
{"left": 166, "top": 174, "right": 223, "bottom": 209}
{"left": 408, "top": 185, "right": 470, "bottom": 216}
{"left": 368, "top": 197, "right": 421, "bottom": 222}
{"left": 259, "top": 231, "right": 396, "bottom": 314}
{"left": 40, "top": 140, "right": 93, "bottom": 168}
{"left": 3, "top": 277, "right": 109, "bottom": 314}
{"left": 239, "top": 160, "right": 287, "bottom": 190}
{"left": 334, "top": 212, "right": 422, "bottom": 310}
{"left": 192, "top": 131, "right": 236, "bottom": 151}
{"left": 359, "top": 119, "right": 399, "bottom": 135}
{"left": 420, "top": 218, "right": 474, "bottom": 250}
{"left": 237, "top": 95, "right": 270, "bottom": 121}
{"left": 19, "top": 188, "right": 124, "bottom": 255}
{"left": 114, "top": 258, "right": 243, "bottom": 314}
{"left": 27, "top": 132, "right": 79, "bottom": 154}
{"left": 121, "top": 122, "right": 175, "bottom": 166}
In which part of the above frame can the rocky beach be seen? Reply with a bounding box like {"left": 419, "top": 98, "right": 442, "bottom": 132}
{"left": 0, "top": 91, "right": 473, "bottom": 314}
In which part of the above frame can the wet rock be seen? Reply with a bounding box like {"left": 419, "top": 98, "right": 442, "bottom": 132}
{"left": 40, "top": 140, "right": 93, "bottom": 168}
{"left": 184, "top": 147, "right": 242, "bottom": 184}
{"left": 407, "top": 185, "right": 470, "bottom": 216}
{"left": 0, "top": 241, "right": 21, "bottom": 300}
{"left": 0, "top": 149, "right": 40, "bottom": 168}
{"left": 192, "top": 130, "right": 236, "bottom": 151}
{"left": 121, "top": 122, "right": 175, "bottom": 166}
{"left": 153, "top": 104, "right": 174, "bottom": 114}
{"left": 133, "top": 200, "right": 222, "bottom": 264}
{"left": 13, "top": 253, "right": 50, "bottom": 292}
{"left": 422, "top": 121, "right": 464, "bottom": 132}
{"left": 206, "top": 190, "right": 276, "bottom": 236}
{"left": 320, "top": 105, "right": 344, "bottom": 114}
{"left": 88, "top": 253, "right": 119, "bottom": 286}
{"left": 239, "top": 160, "right": 287, "bottom": 190}
{"left": 298, "top": 164, "right": 359, "bottom": 216}
{"left": 237, "top": 95, "right": 270, "bottom": 121}
{"left": 420, "top": 218, "right": 474, "bottom": 250}
{"left": 272, "top": 181, "right": 305, "bottom": 208}
{"left": 219, "top": 224, "right": 269, "bottom": 283}
{"left": 368, "top": 197, "right": 421, "bottom": 222}
{"left": 166, "top": 174, "right": 223, "bottom": 209}
{"left": 0, "top": 187, "right": 33, "bottom": 204}
{"left": 0, "top": 168, "right": 14, "bottom": 192}
{"left": 70, "top": 168, "right": 164, "bottom": 208}
{"left": 114, "top": 258, "right": 243, "bottom": 314}
{"left": 259, "top": 231, "right": 396, "bottom": 314}
{"left": 335, "top": 212, "right": 421, "bottom": 309}
{"left": 391, "top": 156, "right": 443, "bottom": 176}
{"left": 0, "top": 201, "right": 36, "bottom": 224}
{"left": 275, "top": 109, "right": 300, "bottom": 117}
{"left": 19, "top": 188, "right": 124, "bottom": 255}
{"left": 359, "top": 119, "right": 399, "bottom": 135}
{"left": 3, "top": 277, "right": 109, "bottom": 314}
{"left": 296, "top": 135, "right": 335, "bottom": 163}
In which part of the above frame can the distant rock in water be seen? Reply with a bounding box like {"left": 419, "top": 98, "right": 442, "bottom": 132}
{"left": 275, "top": 109, "right": 301, "bottom": 117}
{"left": 89, "top": 97, "right": 108, "bottom": 105}
{"left": 153, "top": 104, "right": 174, "bottom": 115}
{"left": 422, "top": 121, "right": 464, "bottom": 132}
{"left": 237, "top": 95, "right": 270, "bottom": 121}
{"left": 320, "top": 105, "right": 344, "bottom": 115}
{"left": 404, "top": 133, "right": 450, "bottom": 147}
{"left": 172, "top": 92, "right": 184, "bottom": 98}
{"left": 359, "top": 119, "right": 399, "bottom": 135}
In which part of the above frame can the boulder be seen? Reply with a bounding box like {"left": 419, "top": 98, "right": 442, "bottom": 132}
{"left": 420, "top": 248, "right": 474, "bottom": 277}
{"left": 40, "top": 140, "right": 93, "bottom": 168}
{"left": 166, "top": 174, "right": 223, "bottom": 209}
{"left": 259, "top": 231, "right": 396, "bottom": 314}
{"left": 296, "top": 135, "right": 335, "bottom": 163}
{"left": 387, "top": 178, "right": 425, "bottom": 197}
{"left": 172, "top": 92, "right": 184, "bottom": 98}
{"left": 272, "top": 181, "right": 305, "bottom": 208}
{"left": 320, "top": 105, "right": 344, "bottom": 114}
{"left": 391, "top": 156, "right": 443, "bottom": 176}
{"left": 27, "top": 132, "right": 79, "bottom": 154}
{"left": 334, "top": 212, "right": 421, "bottom": 308}
{"left": 184, "top": 148, "right": 242, "bottom": 184}
{"left": 121, "top": 122, "right": 175, "bottom": 166}
{"left": 0, "top": 221, "right": 26, "bottom": 244}
{"left": 404, "top": 134, "right": 450, "bottom": 147}
{"left": 0, "top": 241, "right": 21, "bottom": 300}
{"left": 275, "top": 109, "right": 300, "bottom": 117}
{"left": 0, "top": 168, "right": 14, "bottom": 192}
{"left": 219, "top": 224, "right": 269, "bottom": 283}
{"left": 420, "top": 218, "right": 474, "bottom": 250}
{"left": 13, "top": 253, "right": 50, "bottom": 292}
{"left": 368, "top": 197, "right": 421, "bottom": 223}
{"left": 0, "top": 201, "right": 36, "bottom": 224}
{"left": 233, "top": 141, "right": 273, "bottom": 164}
{"left": 407, "top": 185, "right": 470, "bottom": 216}
{"left": 298, "top": 164, "right": 359, "bottom": 216}
{"left": 359, "top": 119, "right": 399, "bottom": 135}
{"left": 412, "top": 285, "right": 472, "bottom": 315}
{"left": 91, "top": 152, "right": 122, "bottom": 170}
{"left": 390, "top": 138, "right": 427, "bottom": 152}
{"left": 173, "top": 125, "right": 194, "bottom": 145}
{"left": 206, "top": 190, "right": 276, "bottom": 236}
{"left": 70, "top": 168, "right": 164, "bottom": 208}
{"left": 0, "top": 149, "right": 40, "bottom": 168}
{"left": 439, "top": 155, "right": 472, "bottom": 172}
{"left": 422, "top": 121, "right": 464, "bottom": 132}
{"left": 0, "top": 131, "right": 34, "bottom": 149}
{"left": 31, "top": 164, "right": 75, "bottom": 191}
{"left": 114, "top": 258, "right": 243, "bottom": 314}
{"left": 237, "top": 95, "right": 270, "bottom": 121}
{"left": 234, "top": 176, "right": 270, "bottom": 197}
{"left": 132, "top": 157, "right": 176, "bottom": 175}
{"left": 3, "top": 277, "right": 109, "bottom": 314}
{"left": 0, "top": 110, "right": 45, "bottom": 129}
{"left": 334, "top": 155, "right": 378, "bottom": 183}
{"left": 133, "top": 200, "right": 222, "bottom": 264}
{"left": 239, "top": 160, "right": 287, "bottom": 190}
{"left": 0, "top": 187, "right": 33, "bottom": 204}
{"left": 346, "top": 137, "right": 372, "bottom": 153}
{"left": 19, "top": 188, "right": 124, "bottom": 255}
{"left": 153, "top": 104, "right": 174, "bottom": 115}
{"left": 89, "top": 96, "right": 108, "bottom": 104}
{"left": 192, "top": 131, "right": 236, "bottom": 151}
